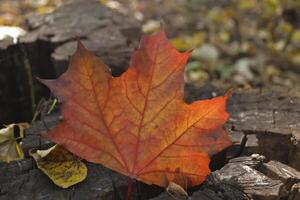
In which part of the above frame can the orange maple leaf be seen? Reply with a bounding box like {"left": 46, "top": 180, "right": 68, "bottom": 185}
{"left": 39, "top": 29, "right": 232, "bottom": 191}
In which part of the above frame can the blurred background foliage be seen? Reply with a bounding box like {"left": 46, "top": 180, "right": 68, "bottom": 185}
{"left": 103, "top": 0, "right": 300, "bottom": 91}
{"left": 1, "top": 0, "right": 300, "bottom": 90}
{"left": 0, "top": 0, "right": 63, "bottom": 26}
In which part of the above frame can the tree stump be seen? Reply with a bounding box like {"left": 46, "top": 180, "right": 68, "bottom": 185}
{"left": 2, "top": 87, "right": 300, "bottom": 199}
{"left": 185, "top": 84, "right": 300, "bottom": 171}
{"left": 0, "top": 0, "right": 141, "bottom": 124}
{"left": 151, "top": 154, "right": 300, "bottom": 200}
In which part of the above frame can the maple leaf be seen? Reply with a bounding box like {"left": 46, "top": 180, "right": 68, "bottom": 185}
{"left": 39, "top": 28, "right": 232, "bottom": 191}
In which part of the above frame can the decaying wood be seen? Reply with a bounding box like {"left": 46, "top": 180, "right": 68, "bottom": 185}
{"left": 289, "top": 183, "right": 300, "bottom": 200}
{"left": 0, "top": 113, "right": 164, "bottom": 200}
{"left": 21, "top": 113, "right": 61, "bottom": 155}
{"left": 215, "top": 163, "right": 283, "bottom": 200}
{"left": 185, "top": 84, "right": 300, "bottom": 171}
{"left": 150, "top": 191, "right": 225, "bottom": 200}
{"left": 228, "top": 154, "right": 266, "bottom": 169}
{"left": 0, "top": 39, "right": 33, "bottom": 124}
{"left": 290, "top": 130, "right": 300, "bottom": 170}
{"left": 1, "top": 82, "right": 300, "bottom": 199}
{"left": 151, "top": 154, "right": 300, "bottom": 200}
{"left": 261, "top": 160, "right": 300, "bottom": 197}
{"left": 228, "top": 91, "right": 300, "bottom": 171}
{"left": 2, "top": 86, "right": 300, "bottom": 199}
{"left": 20, "top": 0, "right": 140, "bottom": 76}
{"left": 205, "top": 154, "right": 300, "bottom": 200}
{"left": 150, "top": 155, "right": 300, "bottom": 200}
{"left": 0, "top": 114, "right": 129, "bottom": 200}
{"left": 150, "top": 176, "right": 248, "bottom": 200}
{"left": 0, "top": 161, "right": 128, "bottom": 200}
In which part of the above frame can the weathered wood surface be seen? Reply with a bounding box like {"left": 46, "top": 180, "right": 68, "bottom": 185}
{"left": 186, "top": 84, "right": 300, "bottom": 171}
{"left": 289, "top": 183, "right": 300, "bottom": 200}
{"left": 228, "top": 154, "right": 266, "bottom": 169}
{"left": 1, "top": 80, "right": 300, "bottom": 199}
{"left": 0, "top": 0, "right": 140, "bottom": 124}
{"left": 261, "top": 160, "right": 300, "bottom": 197}
{"left": 214, "top": 163, "right": 283, "bottom": 200}
{"left": 21, "top": 0, "right": 140, "bottom": 76}
{"left": 151, "top": 154, "right": 300, "bottom": 200}
{"left": 227, "top": 90, "right": 300, "bottom": 171}
{"left": 2, "top": 87, "right": 300, "bottom": 199}
{"left": 0, "top": 160, "right": 128, "bottom": 200}
{"left": 0, "top": 113, "right": 163, "bottom": 200}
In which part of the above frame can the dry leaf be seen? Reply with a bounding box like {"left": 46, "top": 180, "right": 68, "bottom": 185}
{"left": 0, "top": 123, "right": 29, "bottom": 162}
{"left": 30, "top": 145, "right": 87, "bottom": 188}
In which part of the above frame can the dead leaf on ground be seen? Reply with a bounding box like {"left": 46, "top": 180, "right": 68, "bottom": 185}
{"left": 0, "top": 123, "right": 29, "bottom": 162}
{"left": 30, "top": 145, "right": 87, "bottom": 188}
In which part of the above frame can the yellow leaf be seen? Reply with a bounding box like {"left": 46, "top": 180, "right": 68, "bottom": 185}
{"left": 288, "top": 49, "right": 300, "bottom": 65}
{"left": 0, "top": 123, "right": 29, "bottom": 162}
{"left": 30, "top": 145, "right": 87, "bottom": 188}
{"left": 36, "top": 6, "right": 55, "bottom": 14}
{"left": 171, "top": 32, "right": 206, "bottom": 50}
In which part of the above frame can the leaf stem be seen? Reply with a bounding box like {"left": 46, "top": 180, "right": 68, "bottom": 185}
{"left": 126, "top": 178, "right": 133, "bottom": 200}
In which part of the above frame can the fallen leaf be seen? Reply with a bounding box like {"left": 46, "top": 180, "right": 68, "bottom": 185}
{"left": 191, "top": 44, "right": 219, "bottom": 63}
{"left": 39, "top": 28, "right": 232, "bottom": 189}
{"left": 142, "top": 20, "right": 161, "bottom": 33}
{"left": 166, "top": 181, "right": 188, "bottom": 199}
{"left": 171, "top": 32, "right": 206, "bottom": 50}
{"left": 30, "top": 145, "right": 87, "bottom": 188}
{"left": 0, "top": 123, "right": 29, "bottom": 162}
{"left": 185, "top": 61, "right": 209, "bottom": 85}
